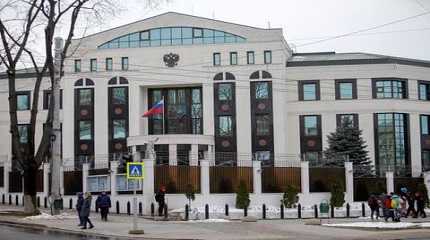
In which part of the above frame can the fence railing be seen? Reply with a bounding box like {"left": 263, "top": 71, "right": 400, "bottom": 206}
{"left": 261, "top": 166, "right": 301, "bottom": 193}
{"left": 309, "top": 167, "right": 345, "bottom": 192}
{"left": 353, "top": 177, "right": 386, "bottom": 201}
{"left": 154, "top": 165, "right": 201, "bottom": 193}
{"left": 209, "top": 166, "right": 253, "bottom": 193}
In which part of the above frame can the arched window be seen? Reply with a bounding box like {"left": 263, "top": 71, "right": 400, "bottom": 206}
{"left": 213, "top": 72, "right": 235, "bottom": 81}
{"left": 119, "top": 77, "right": 129, "bottom": 84}
{"left": 74, "top": 79, "right": 84, "bottom": 86}
{"left": 250, "top": 71, "right": 260, "bottom": 79}
{"left": 262, "top": 71, "right": 272, "bottom": 79}
{"left": 250, "top": 71, "right": 272, "bottom": 80}
{"left": 108, "top": 77, "right": 117, "bottom": 85}
{"left": 214, "top": 72, "right": 223, "bottom": 81}
{"left": 85, "top": 79, "right": 95, "bottom": 86}
{"left": 225, "top": 72, "right": 235, "bottom": 80}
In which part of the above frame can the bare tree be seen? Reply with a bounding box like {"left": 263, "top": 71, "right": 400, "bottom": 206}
{"left": 0, "top": 0, "right": 168, "bottom": 214}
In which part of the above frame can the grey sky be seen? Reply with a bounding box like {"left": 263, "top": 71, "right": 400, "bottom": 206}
{"left": 92, "top": 0, "right": 430, "bottom": 61}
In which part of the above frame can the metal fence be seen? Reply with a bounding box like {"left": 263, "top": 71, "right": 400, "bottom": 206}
{"left": 63, "top": 170, "right": 83, "bottom": 195}
{"left": 353, "top": 177, "right": 386, "bottom": 201}
{"left": 209, "top": 166, "right": 253, "bottom": 193}
{"left": 154, "top": 165, "right": 201, "bottom": 193}
{"left": 261, "top": 162, "right": 301, "bottom": 193}
{"left": 309, "top": 167, "right": 345, "bottom": 192}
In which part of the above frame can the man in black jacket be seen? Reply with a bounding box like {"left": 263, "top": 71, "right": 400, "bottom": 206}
{"left": 155, "top": 186, "right": 166, "bottom": 216}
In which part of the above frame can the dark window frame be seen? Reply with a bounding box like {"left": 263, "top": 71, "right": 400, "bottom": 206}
{"left": 264, "top": 50, "right": 272, "bottom": 64}
{"left": 90, "top": 58, "right": 97, "bottom": 72}
{"left": 230, "top": 52, "right": 238, "bottom": 65}
{"left": 105, "top": 58, "right": 113, "bottom": 71}
{"left": 74, "top": 59, "right": 81, "bottom": 72}
{"left": 43, "top": 89, "right": 63, "bottom": 110}
{"left": 247, "top": 51, "right": 255, "bottom": 64}
{"left": 213, "top": 52, "right": 221, "bottom": 66}
{"left": 336, "top": 113, "right": 359, "bottom": 129}
{"left": 335, "top": 79, "right": 357, "bottom": 100}
{"left": 298, "top": 80, "right": 320, "bottom": 101}
{"left": 16, "top": 91, "right": 31, "bottom": 111}
{"left": 372, "top": 78, "right": 408, "bottom": 99}
{"left": 418, "top": 80, "right": 430, "bottom": 101}
{"left": 121, "top": 57, "right": 129, "bottom": 71}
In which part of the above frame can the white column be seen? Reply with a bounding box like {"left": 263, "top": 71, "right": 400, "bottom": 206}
{"left": 344, "top": 162, "right": 354, "bottom": 203}
{"left": 43, "top": 163, "right": 50, "bottom": 197}
{"left": 253, "top": 161, "right": 262, "bottom": 195}
{"left": 386, "top": 171, "right": 394, "bottom": 194}
{"left": 3, "top": 164, "right": 10, "bottom": 194}
{"left": 110, "top": 161, "right": 119, "bottom": 197}
{"left": 301, "top": 161, "right": 309, "bottom": 195}
{"left": 410, "top": 113, "right": 422, "bottom": 177}
{"left": 82, "top": 163, "right": 89, "bottom": 193}
{"left": 202, "top": 84, "right": 214, "bottom": 136}
{"left": 169, "top": 144, "right": 177, "bottom": 166}
{"left": 143, "top": 158, "right": 155, "bottom": 214}
{"left": 200, "top": 160, "right": 210, "bottom": 200}
{"left": 424, "top": 172, "right": 430, "bottom": 197}
{"left": 190, "top": 144, "right": 199, "bottom": 166}
{"left": 59, "top": 166, "right": 64, "bottom": 196}
{"left": 235, "top": 80, "right": 252, "bottom": 167}
{"left": 94, "top": 77, "right": 108, "bottom": 168}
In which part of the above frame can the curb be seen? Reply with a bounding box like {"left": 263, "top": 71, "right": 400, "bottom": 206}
{"left": 0, "top": 219, "right": 195, "bottom": 240}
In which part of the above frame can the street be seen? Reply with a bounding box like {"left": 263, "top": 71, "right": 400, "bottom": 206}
{"left": 0, "top": 225, "right": 111, "bottom": 240}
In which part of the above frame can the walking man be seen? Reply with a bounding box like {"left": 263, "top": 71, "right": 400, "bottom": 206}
{"left": 76, "top": 192, "right": 84, "bottom": 226}
{"left": 80, "top": 192, "right": 94, "bottom": 229}
{"left": 405, "top": 192, "right": 416, "bottom": 218}
{"left": 416, "top": 192, "right": 427, "bottom": 218}
{"left": 368, "top": 194, "right": 379, "bottom": 220}
{"left": 97, "top": 192, "right": 111, "bottom": 221}
{"left": 155, "top": 186, "right": 166, "bottom": 216}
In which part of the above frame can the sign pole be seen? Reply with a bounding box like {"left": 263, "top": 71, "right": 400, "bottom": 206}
{"left": 127, "top": 161, "right": 145, "bottom": 235}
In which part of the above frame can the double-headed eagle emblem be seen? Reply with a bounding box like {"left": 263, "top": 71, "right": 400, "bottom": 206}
{"left": 163, "top": 53, "right": 179, "bottom": 67}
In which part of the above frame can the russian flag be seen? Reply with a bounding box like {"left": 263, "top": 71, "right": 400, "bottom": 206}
{"left": 143, "top": 99, "right": 164, "bottom": 117}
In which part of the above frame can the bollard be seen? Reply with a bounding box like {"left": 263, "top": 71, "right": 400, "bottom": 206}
{"left": 44, "top": 197, "right": 47, "bottom": 208}
{"left": 139, "top": 202, "right": 143, "bottom": 216}
{"left": 298, "top": 204, "right": 302, "bottom": 219}
{"left": 15, "top": 195, "right": 18, "bottom": 206}
{"left": 116, "top": 201, "right": 120, "bottom": 214}
{"left": 127, "top": 201, "right": 131, "bottom": 215}
{"left": 205, "top": 204, "right": 209, "bottom": 219}
{"left": 69, "top": 198, "right": 73, "bottom": 209}
{"left": 280, "top": 204, "right": 284, "bottom": 219}
{"left": 185, "top": 204, "right": 189, "bottom": 221}
{"left": 262, "top": 204, "right": 266, "bottom": 219}
{"left": 244, "top": 207, "right": 248, "bottom": 217}
{"left": 361, "top": 203, "right": 365, "bottom": 217}
{"left": 37, "top": 197, "right": 40, "bottom": 207}
{"left": 22, "top": 196, "right": 24, "bottom": 206}
{"left": 9, "top": 195, "right": 12, "bottom": 205}
{"left": 163, "top": 204, "right": 168, "bottom": 219}
{"left": 314, "top": 204, "right": 318, "bottom": 218}
{"left": 2, "top": 194, "right": 4, "bottom": 204}
{"left": 331, "top": 205, "right": 334, "bottom": 218}
{"left": 151, "top": 203, "right": 155, "bottom": 217}
{"left": 225, "top": 204, "right": 229, "bottom": 216}
{"left": 346, "top": 203, "right": 350, "bottom": 218}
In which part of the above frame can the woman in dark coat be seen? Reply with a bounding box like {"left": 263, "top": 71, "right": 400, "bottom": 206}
{"left": 80, "top": 192, "right": 94, "bottom": 229}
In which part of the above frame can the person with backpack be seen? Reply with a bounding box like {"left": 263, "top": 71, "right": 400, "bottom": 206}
{"left": 96, "top": 192, "right": 111, "bottom": 221}
{"left": 155, "top": 186, "right": 166, "bottom": 216}
{"left": 383, "top": 193, "right": 392, "bottom": 221}
{"left": 391, "top": 193, "right": 401, "bottom": 222}
{"left": 368, "top": 194, "right": 379, "bottom": 220}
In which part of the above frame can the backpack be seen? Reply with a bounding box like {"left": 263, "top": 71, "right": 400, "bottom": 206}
{"left": 385, "top": 198, "right": 392, "bottom": 209}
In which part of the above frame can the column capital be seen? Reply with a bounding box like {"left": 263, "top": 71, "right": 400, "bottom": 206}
{"left": 252, "top": 160, "right": 261, "bottom": 168}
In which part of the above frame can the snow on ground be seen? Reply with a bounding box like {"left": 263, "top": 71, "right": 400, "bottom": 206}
{"left": 187, "top": 219, "right": 230, "bottom": 223}
{"left": 323, "top": 222, "right": 419, "bottom": 229}
{"left": 24, "top": 212, "right": 77, "bottom": 221}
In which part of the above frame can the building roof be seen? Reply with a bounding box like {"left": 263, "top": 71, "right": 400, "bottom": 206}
{"left": 287, "top": 52, "right": 430, "bottom": 68}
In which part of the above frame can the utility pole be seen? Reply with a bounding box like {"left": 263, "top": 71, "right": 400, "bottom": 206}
{"left": 50, "top": 37, "right": 64, "bottom": 215}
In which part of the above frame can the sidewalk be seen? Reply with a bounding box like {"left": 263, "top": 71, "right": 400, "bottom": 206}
{"left": 1, "top": 205, "right": 430, "bottom": 240}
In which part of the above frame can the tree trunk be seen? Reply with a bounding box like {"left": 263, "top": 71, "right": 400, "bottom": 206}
{"left": 23, "top": 163, "right": 40, "bottom": 215}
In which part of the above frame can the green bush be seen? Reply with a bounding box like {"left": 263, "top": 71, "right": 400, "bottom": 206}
{"left": 184, "top": 184, "right": 196, "bottom": 208}
{"left": 330, "top": 178, "right": 345, "bottom": 207}
{"left": 281, "top": 185, "right": 299, "bottom": 208}
{"left": 236, "top": 180, "right": 250, "bottom": 209}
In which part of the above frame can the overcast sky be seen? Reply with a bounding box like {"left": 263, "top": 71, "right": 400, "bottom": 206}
{"left": 89, "top": 0, "right": 430, "bottom": 61}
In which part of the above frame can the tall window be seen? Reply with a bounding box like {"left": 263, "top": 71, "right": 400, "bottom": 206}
{"left": 247, "top": 51, "right": 255, "bottom": 64}
{"left": 218, "top": 116, "right": 232, "bottom": 136}
{"left": 255, "top": 82, "right": 269, "bottom": 99}
{"left": 218, "top": 83, "right": 233, "bottom": 101}
{"left": 167, "top": 89, "right": 187, "bottom": 134}
{"left": 191, "top": 88, "right": 202, "bottom": 134}
{"left": 112, "top": 87, "right": 126, "bottom": 105}
{"left": 78, "top": 89, "right": 92, "bottom": 106}
{"left": 16, "top": 91, "right": 30, "bottom": 110}
{"left": 418, "top": 81, "right": 430, "bottom": 100}
{"left": 90, "top": 59, "right": 97, "bottom": 72}
{"left": 230, "top": 52, "right": 238, "bottom": 65}
{"left": 43, "top": 90, "right": 63, "bottom": 110}
{"left": 105, "top": 58, "right": 113, "bottom": 71}
{"left": 213, "top": 53, "right": 221, "bottom": 66}
{"left": 336, "top": 79, "right": 357, "bottom": 100}
{"left": 74, "top": 59, "right": 81, "bottom": 72}
{"left": 421, "top": 115, "right": 429, "bottom": 135}
{"left": 121, "top": 57, "right": 129, "bottom": 71}
{"left": 79, "top": 121, "right": 92, "bottom": 140}
{"left": 374, "top": 79, "right": 408, "bottom": 99}
{"left": 299, "top": 81, "right": 319, "bottom": 101}
{"left": 375, "top": 113, "right": 409, "bottom": 174}
{"left": 303, "top": 116, "right": 318, "bottom": 136}
{"left": 421, "top": 115, "right": 430, "bottom": 171}
{"left": 113, "top": 120, "right": 126, "bottom": 139}
{"left": 264, "top": 50, "right": 272, "bottom": 64}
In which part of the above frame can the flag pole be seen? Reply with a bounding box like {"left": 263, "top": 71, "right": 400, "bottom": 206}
{"left": 162, "top": 96, "right": 165, "bottom": 135}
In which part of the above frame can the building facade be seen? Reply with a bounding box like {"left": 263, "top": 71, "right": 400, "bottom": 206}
{"left": 1, "top": 12, "right": 430, "bottom": 207}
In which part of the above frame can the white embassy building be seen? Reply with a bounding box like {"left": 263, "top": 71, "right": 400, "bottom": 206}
{"left": 1, "top": 12, "right": 430, "bottom": 210}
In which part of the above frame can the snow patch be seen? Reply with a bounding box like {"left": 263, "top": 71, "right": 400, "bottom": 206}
{"left": 323, "top": 222, "right": 419, "bottom": 229}
{"left": 24, "top": 212, "right": 76, "bottom": 221}
{"left": 188, "top": 219, "right": 230, "bottom": 223}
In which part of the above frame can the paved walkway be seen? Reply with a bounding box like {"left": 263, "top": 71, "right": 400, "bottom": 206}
{"left": 1, "top": 205, "right": 430, "bottom": 240}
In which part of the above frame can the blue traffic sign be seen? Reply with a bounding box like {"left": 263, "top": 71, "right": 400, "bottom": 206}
{"left": 126, "top": 162, "right": 144, "bottom": 179}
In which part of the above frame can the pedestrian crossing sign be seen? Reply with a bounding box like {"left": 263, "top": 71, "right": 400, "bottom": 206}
{"left": 126, "top": 162, "right": 144, "bottom": 179}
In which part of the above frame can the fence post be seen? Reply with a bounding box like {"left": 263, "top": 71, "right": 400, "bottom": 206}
{"left": 280, "top": 204, "right": 284, "bottom": 219}
{"left": 225, "top": 204, "right": 229, "bottom": 216}
{"left": 385, "top": 171, "right": 394, "bottom": 194}
{"left": 346, "top": 203, "right": 350, "bottom": 218}
{"left": 2, "top": 194, "right": 5, "bottom": 204}
{"left": 139, "top": 202, "right": 143, "bottom": 216}
{"left": 151, "top": 203, "right": 155, "bottom": 217}
{"left": 253, "top": 161, "right": 262, "bottom": 195}
{"left": 244, "top": 207, "right": 248, "bottom": 217}
{"left": 43, "top": 163, "right": 50, "bottom": 198}
{"left": 298, "top": 204, "right": 302, "bottom": 219}
{"left": 262, "top": 204, "right": 266, "bottom": 219}
{"left": 330, "top": 205, "right": 334, "bottom": 218}
{"left": 143, "top": 158, "right": 155, "bottom": 215}
{"left": 9, "top": 195, "right": 11, "bottom": 205}
{"left": 301, "top": 161, "right": 310, "bottom": 197}
{"left": 116, "top": 201, "right": 120, "bottom": 214}
{"left": 15, "top": 195, "right": 18, "bottom": 206}
{"left": 110, "top": 161, "right": 119, "bottom": 197}
{"left": 344, "top": 162, "right": 354, "bottom": 203}
{"left": 44, "top": 197, "right": 47, "bottom": 208}
{"left": 127, "top": 201, "right": 131, "bottom": 215}
{"left": 4, "top": 165, "right": 10, "bottom": 195}
{"left": 314, "top": 204, "right": 318, "bottom": 218}
{"left": 82, "top": 163, "right": 89, "bottom": 194}
{"left": 200, "top": 160, "right": 210, "bottom": 203}
{"left": 361, "top": 203, "right": 365, "bottom": 217}
{"left": 205, "top": 204, "right": 209, "bottom": 219}
{"left": 185, "top": 204, "right": 189, "bottom": 221}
